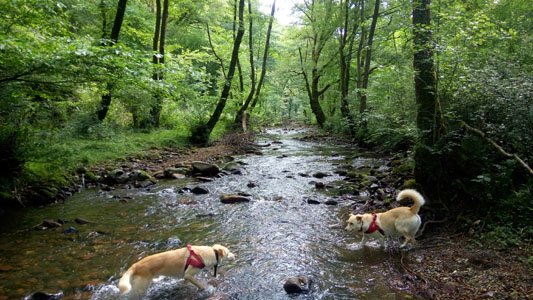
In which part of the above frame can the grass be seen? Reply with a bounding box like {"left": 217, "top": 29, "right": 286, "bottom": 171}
{"left": 24, "top": 128, "right": 190, "bottom": 184}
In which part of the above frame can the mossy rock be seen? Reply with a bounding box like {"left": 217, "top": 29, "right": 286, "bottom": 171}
{"left": 392, "top": 160, "right": 415, "bottom": 174}
{"left": 84, "top": 171, "right": 98, "bottom": 182}
{"left": 403, "top": 178, "right": 417, "bottom": 188}
{"left": 346, "top": 171, "right": 364, "bottom": 181}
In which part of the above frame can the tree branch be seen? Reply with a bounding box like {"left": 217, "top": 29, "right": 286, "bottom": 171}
{"left": 462, "top": 122, "right": 533, "bottom": 176}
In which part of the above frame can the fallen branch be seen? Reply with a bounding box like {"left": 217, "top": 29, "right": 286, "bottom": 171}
{"left": 462, "top": 122, "right": 533, "bottom": 176}
{"left": 416, "top": 218, "right": 447, "bottom": 238}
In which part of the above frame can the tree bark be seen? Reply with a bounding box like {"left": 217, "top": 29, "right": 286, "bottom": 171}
{"left": 412, "top": 0, "right": 444, "bottom": 198}
{"left": 413, "top": 0, "right": 442, "bottom": 145}
{"left": 97, "top": 0, "right": 128, "bottom": 121}
{"left": 299, "top": 0, "right": 335, "bottom": 128}
{"left": 235, "top": 0, "right": 276, "bottom": 129}
{"left": 234, "top": 0, "right": 257, "bottom": 130}
{"left": 359, "top": 0, "right": 380, "bottom": 115}
{"left": 149, "top": 0, "right": 168, "bottom": 127}
{"left": 338, "top": 0, "right": 359, "bottom": 134}
{"left": 250, "top": 0, "right": 276, "bottom": 110}
{"left": 193, "top": 0, "right": 245, "bottom": 144}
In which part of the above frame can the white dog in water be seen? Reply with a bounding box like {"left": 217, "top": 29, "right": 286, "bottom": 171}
{"left": 118, "top": 244, "right": 235, "bottom": 299}
{"left": 345, "top": 189, "right": 425, "bottom": 248}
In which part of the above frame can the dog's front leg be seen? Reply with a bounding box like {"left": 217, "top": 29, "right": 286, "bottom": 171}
{"left": 360, "top": 234, "right": 367, "bottom": 245}
{"left": 379, "top": 235, "right": 386, "bottom": 248}
{"left": 184, "top": 274, "right": 207, "bottom": 290}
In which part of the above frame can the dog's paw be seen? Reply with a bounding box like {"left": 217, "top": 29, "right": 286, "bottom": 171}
{"left": 203, "top": 284, "right": 216, "bottom": 295}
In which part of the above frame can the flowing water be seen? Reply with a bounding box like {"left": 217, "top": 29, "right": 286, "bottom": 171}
{"left": 0, "top": 129, "right": 413, "bottom": 300}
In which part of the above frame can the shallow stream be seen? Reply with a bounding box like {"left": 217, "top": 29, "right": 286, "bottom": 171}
{"left": 0, "top": 129, "right": 413, "bottom": 299}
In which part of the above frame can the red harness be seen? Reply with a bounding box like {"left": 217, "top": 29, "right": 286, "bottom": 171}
{"left": 184, "top": 244, "right": 206, "bottom": 271}
{"left": 365, "top": 212, "right": 385, "bottom": 235}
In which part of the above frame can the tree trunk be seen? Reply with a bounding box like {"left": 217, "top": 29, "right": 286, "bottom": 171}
{"left": 152, "top": 0, "right": 161, "bottom": 79}
{"left": 235, "top": 0, "right": 276, "bottom": 129}
{"left": 413, "top": 0, "right": 441, "bottom": 146}
{"left": 412, "top": 0, "right": 443, "bottom": 198}
{"left": 298, "top": 0, "right": 335, "bottom": 128}
{"left": 338, "top": 0, "right": 359, "bottom": 135}
{"left": 97, "top": 0, "right": 128, "bottom": 121}
{"left": 149, "top": 0, "right": 168, "bottom": 127}
{"left": 299, "top": 48, "right": 329, "bottom": 128}
{"left": 192, "top": 0, "right": 245, "bottom": 144}
{"left": 359, "top": 0, "right": 380, "bottom": 115}
{"left": 250, "top": 0, "right": 276, "bottom": 109}
{"left": 234, "top": 0, "right": 257, "bottom": 130}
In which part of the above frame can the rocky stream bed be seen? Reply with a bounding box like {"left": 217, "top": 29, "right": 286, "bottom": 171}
{"left": 0, "top": 128, "right": 531, "bottom": 300}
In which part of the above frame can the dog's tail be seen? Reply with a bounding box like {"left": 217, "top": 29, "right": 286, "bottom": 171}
{"left": 397, "top": 189, "right": 425, "bottom": 214}
{"left": 118, "top": 269, "right": 133, "bottom": 295}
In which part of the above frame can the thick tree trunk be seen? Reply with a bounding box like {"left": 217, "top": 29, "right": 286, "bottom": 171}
{"left": 97, "top": 0, "right": 128, "bottom": 121}
{"left": 413, "top": 0, "right": 441, "bottom": 145}
{"left": 412, "top": 0, "right": 443, "bottom": 198}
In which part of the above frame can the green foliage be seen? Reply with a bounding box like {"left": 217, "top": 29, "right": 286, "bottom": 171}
{"left": 0, "top": 125, "right": 27, "bottom": 191}
{"left": 481, "top": 186, "right": 533, "bottom": 247}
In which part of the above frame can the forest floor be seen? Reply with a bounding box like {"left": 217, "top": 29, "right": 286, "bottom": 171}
{"left": 399, "top": 228, "right": 532, "bottom": 299}
{"left": 87, "top": 130, "right": 532, "bottom": 300}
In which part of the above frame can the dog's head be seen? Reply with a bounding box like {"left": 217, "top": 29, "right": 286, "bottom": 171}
{"left": 212, "top": 244, "right": 235, "bottom": 261}
{"left": 345, "top": 213, "right": 369, "bottom": 232}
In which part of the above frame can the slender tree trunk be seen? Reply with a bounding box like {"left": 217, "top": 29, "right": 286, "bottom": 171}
{"left": 234, "top": 0, "right": 257, "bottom": 130}
{"left": 299, "top": 47, "right": 329, "bottom": 128}
{"left": 192, "top": 0, "right": 245, "bottom": 144}
{"left": 233, "top": 0, "right": 244, "bottom": 95}
{"left": 359, "top": 0, "right": 380, "bottom": 114}
{"left": 206, "top": 23, "right": 227, "bottom": 79}
{"left": 250, "top": 0, "right": 276, "bottom": 109}
{"left": 149, "top": 0, "right": 168, "bottom": 127}
{"left": 339, "top": 0, "right": 359, "bottom": 134}
{"left": 298, "top": 0, "right": 335, "bottom": 128}
{"left": 152, "top": 0, "right": 161, "bottom": 80}
{"left": 97, "top": 0, "right": 128, "bottom": 121}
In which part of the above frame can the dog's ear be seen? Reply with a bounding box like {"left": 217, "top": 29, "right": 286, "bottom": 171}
{"left": 355, "top": 215, "right": 362, "bottom": 221}
{"left": 215, "top": 248, "right": 223, "bottom": 258}
{"left": 212, "top": 244, "right": 227, "bottom": 257}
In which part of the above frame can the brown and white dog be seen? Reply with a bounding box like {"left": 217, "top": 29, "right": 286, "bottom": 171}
{"left": 118, "top": 244, "right": 235, "bottom": 299}
{"left": 345, "top": 189, "right": 425, "bottom": 248}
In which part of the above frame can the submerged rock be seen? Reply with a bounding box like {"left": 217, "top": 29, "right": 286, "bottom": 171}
{"left": 191, "top": 186, "right": 210, "bottom": 194}
{"left": 24, "top": 291, "right": 63, "bottom": 300}
{"left": 283, "top": 275, "right": 312, "bottom": 294}
{"left": 220, "top": 194, "right": 251, "bottom": 204}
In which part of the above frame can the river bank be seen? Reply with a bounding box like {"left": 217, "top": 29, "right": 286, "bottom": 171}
{"left": 83, "top": 129, "right": 531, "bottom": 299}
{"left": 1, "top": 128, "right": 530, "bottom": 299}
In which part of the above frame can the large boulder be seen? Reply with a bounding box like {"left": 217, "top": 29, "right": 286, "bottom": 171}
{"left": 192, "top": 161, "right": 220, "bottom": 177}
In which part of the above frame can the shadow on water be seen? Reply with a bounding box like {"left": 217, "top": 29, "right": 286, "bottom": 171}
{"left": 0, "top": 128, "right": 414, "bottom": 300}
